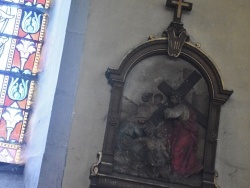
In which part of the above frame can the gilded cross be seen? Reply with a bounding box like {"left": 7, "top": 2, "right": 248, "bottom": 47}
{"left": 166, "top": 0, "right": 192, "bottom": 23}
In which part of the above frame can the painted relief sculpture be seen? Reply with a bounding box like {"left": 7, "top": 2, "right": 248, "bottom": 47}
{"left": 165, "top": 92, "right": 202, "bottom": 177}
{"left": 114, "top": 92, "right": 171, "bottom": 179}
{"left": 90, "top": 1, "right": 233, "bottom": 188}
{"left": 0, "top": 0, "right": 50, "bottom": 166}
{"left": 113, "top": 63, "right": 208, "bottom": 186}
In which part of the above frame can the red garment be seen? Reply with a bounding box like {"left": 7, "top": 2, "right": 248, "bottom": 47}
{"left": 170, "top": 108, "right": 203, "bottom": 177}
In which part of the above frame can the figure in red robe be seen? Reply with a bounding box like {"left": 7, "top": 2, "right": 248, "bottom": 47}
{"left": 164, "top": 93, "right": 203, "bottom": 177}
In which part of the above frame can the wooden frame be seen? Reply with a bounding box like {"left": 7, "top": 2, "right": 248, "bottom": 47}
{"left": 89, "top": 38, "right": 232, "bottom": 188}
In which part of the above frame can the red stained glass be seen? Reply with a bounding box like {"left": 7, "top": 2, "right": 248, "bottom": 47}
{"left": 0, "top": 0, "right": 50, "bottom": 9}
{"left": 0, "top": 118, "right": 23, "bottom": 143}
{"left": 17, "top": 10, "right": 47, "bottom": 41}
{"left": 8, "top": 39, "right": 40, "bottom": 74}
{"left": 0, "top": 5, "right": 46, "bottom": 74}
{"left": 25, "top": 0, "right": 50, "bottom": 8}
{"left": 0, "top": 0, "right": 49, "bottom": 165}
{"left": 4, "top": 95, "right": 29, "bottom": 110}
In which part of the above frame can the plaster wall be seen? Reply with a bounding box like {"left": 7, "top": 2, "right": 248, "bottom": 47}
{"left": 37, "top": 0, "right": 90, "bottom": 188}
{"left": 23, "top": 0, "right": 72, "bottom": 187}
{"left": 62, "top": 0, "right": 250, "bottom": 188}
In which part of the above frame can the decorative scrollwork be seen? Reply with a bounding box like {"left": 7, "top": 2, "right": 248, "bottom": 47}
{"left": 2, "top": 103, "right": 23, "bottom": 142}
{"left": 16, "top": 36, "right": 36, "bottom": 70}
{"left": 90, "top": 152, "right": 102, "bottom": 176}
{"left": 7, "top": 68, "right": 31, "bottom": 101}
{"left": 21, "top": 11, "right": 42, "bottom": 34}
{"left": 163, "top": 22, "right": 189, "bottom": 57}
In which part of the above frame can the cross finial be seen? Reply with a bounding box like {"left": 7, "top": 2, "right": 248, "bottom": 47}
{"left": 166, "top": 0, "right": 192, "bottom": 23}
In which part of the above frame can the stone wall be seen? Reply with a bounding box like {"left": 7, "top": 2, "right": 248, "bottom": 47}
{"left": 62, "top": 0, "right": 250, "bottom": 188}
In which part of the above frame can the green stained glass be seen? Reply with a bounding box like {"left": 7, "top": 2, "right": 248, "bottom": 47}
{"left": 0, "top": 0, "right": 49, "bottom": 165}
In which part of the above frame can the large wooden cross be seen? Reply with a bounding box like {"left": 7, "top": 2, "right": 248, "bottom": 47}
{"left": 157, "top": 70, "right": 208, "bottom": 129}
{"left": 166, "top": 0, "right": 192, "bottom": 23}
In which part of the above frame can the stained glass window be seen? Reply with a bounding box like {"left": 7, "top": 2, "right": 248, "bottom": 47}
{"left": 0, "top": 0, "right": 50, "bottom": 165}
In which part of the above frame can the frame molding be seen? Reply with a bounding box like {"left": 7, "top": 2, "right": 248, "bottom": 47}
{"left": 90, "top": 38, "right": 232, "bottom": 188}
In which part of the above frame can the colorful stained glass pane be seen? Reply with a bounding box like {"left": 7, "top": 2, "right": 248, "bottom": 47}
{"left": 0, "top": 0, "right": 50, "bottom": 9}
{"left": 0, "top": 37, "right": 42, "bottom": 74}
{"left": 0, "top": 104, "right": 27, "bottom": 142}
{"left": 0, "top": 37, "right": 42, "bottom": 75}
{"left": 0, "top": 4, "right": 48, "bottom": 40}
{"left": 19, "top": 10, "right": 48, "bottom": 41}
{"left": 0, "top": 147, "right": 16, "bottom": 163}
{"left": 3, "top": 77, "right": 35, "bottom": 109}
{"left": 0, "top": 144, "right": 22, "bottom": 164}
{"left": 0, "top": 0, "right": 49, "bottom": 165}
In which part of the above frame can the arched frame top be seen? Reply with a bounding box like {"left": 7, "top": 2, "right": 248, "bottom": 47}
{"left": 90, "top": 38, "right": 233, "bottom": 188}
{"left": 106, "top": 38, "right": 233, "bottom": 104}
